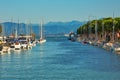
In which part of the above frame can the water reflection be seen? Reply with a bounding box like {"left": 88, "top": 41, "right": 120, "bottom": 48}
{"left": 40, "top": 44, "right": 44, "bottom": 57}
{"left": 116, "top": 52, "right": 120, "bottom": 55}
{"left": 0, "top": 55, "right": 3, "bottom": 62}
{"left": 1, "top": 38, "right": 120, "bottom": 80}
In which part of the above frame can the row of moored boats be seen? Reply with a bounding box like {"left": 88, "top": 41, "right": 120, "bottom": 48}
{"left": 77, "top": 38, "right": 120, "bottom": 53}
{"left": 0, "top": 37, "right": 46, "bottom": 54}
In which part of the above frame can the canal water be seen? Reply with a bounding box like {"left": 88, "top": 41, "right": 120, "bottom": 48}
{"left": 0, "top": 37, "right": 120, "bottom": 80}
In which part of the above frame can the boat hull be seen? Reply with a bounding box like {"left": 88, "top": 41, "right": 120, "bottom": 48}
{"left": 39, "top": 39, "right": 46, "bottom": 44}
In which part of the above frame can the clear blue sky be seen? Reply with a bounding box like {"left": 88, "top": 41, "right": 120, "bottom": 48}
{"left": 0, "top": 0, "right": 120, "bottom": 23}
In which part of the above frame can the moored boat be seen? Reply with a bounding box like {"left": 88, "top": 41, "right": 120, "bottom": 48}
{"left": 14, "top": 41, "right": 21, "bottom": 51}
{"left": 38, "top": 19, "right": 46, "bottom": 44}
{"left": 112, "top": 43, "right": 120, "bottom": 52}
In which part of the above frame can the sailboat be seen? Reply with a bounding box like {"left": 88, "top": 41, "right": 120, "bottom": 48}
{"left": 14, "top": 28, "right": 21, "bottom": 51}
{"left": 39, "top": 19, "right": 46, "bottom": 43}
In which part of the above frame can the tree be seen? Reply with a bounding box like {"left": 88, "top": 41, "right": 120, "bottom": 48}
{"left": 77, "top": 17, "right": 120, "bottom": 35}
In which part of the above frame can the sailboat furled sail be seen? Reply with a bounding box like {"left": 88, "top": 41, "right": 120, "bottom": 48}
{"left": 39, "top": 18, "right": 46, "bottom": 43}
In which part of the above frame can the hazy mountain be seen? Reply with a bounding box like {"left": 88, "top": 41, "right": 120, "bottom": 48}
{"left": 44, "top": 20, "right": 84, "bottom": 34}
{"left": 1, "top": 20, "right": 85, "bottom": 36}
{"left": 2, "top": 22, "right": 27, "bottom": 36}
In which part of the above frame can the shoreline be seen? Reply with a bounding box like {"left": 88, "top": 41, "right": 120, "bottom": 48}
{"left": 76, "top": 36, "right": 120, "bottom": 54}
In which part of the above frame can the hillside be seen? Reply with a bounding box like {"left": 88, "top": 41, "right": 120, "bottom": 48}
{"left": 1, "top": 20, "right": 84, "bottom": 37}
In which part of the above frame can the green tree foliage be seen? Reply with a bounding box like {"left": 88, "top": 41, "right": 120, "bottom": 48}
{"left": 77, "top": 17, "right": 120, "bottom": 34}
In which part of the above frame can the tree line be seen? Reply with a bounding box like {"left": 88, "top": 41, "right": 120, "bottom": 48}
{"left": 77, "top": 17, "right": 120, "bottom": 35}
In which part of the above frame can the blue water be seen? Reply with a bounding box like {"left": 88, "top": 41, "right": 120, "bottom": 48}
{"left": 0, "top": 37, "right": 120, "bottom": 80}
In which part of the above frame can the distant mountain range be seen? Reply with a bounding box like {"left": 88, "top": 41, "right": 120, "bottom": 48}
{"left": 44, "top": 20, "right": 84, "bottom": 34}
{"left": 1, "top": 20, "right": 85, "bottom": 37}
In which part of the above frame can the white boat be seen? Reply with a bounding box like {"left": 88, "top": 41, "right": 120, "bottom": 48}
{"left": 112, "top": 44, "right": 120, "bottom": 52}
{"left": 32, "top": 40, "right": 36, "bottom": 46}
{"left": 39, "top": 19, "right": 46, "bottom": 44}
{"left": 19, "top": 38, "right": 28, "bottom": 50}
{"left": 20, "top": 41, "right": 28, "bottom": 50}
{"left": 103, "top": 42, "right": 113, "bottom": 51}
{"left": 10, "top": 43, "right": 15, "bottom": 51}
{"left": 14, "top": 42, "right": 21, "bottom": 51}
{"left": 2, "top": 46, "right": 8, "bottom": 53}
{"left": 114, "top": 47, "right": 120, "bottom": 52}
{"left": 0, "top": 46, "right": 10, "bottom": 54}
{"left": 27, "top": 41, "right": 32, "bottom": 49}
{"left": 39, "top": 39, "right": 46, "bottom": 43}
{"left": 13, "top": 26, "right": 21, "bottom": 51}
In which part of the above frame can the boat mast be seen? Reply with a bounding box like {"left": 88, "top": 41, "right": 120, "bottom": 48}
{"left": 19, "top": 21, "right": 23, "bottom": 35}
{"left": 1, "top": 23, "right": 5, "bottom": 41}
{"left": 11, "top": 18, "right": 13, "bottom": 36}
{"left": 40, "top": 18, "right": 43, "bottom": 39}
{"left": 26, "top": 22, "right": 29, "bottom": 39}
{"left": 30, "top": 23, "right": 32, "bottom": 38}
{"left": 15, "top": 20, "right": 19, "bottom": 39}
